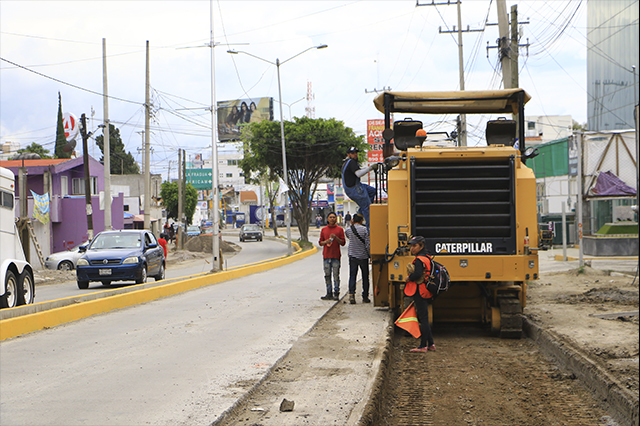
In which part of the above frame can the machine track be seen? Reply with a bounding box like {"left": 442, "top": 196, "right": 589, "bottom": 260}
{"left": 498, "top": 297, "right": 523, "bottom": 339}
{"left": 375, "top": 324, "right": 613, "bottom": 426}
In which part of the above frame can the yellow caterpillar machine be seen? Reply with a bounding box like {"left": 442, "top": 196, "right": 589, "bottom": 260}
{"left": 369, "top": 89, "right": 540, "bottom": 338}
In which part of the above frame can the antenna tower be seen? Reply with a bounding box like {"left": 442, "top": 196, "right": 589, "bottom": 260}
{"left": 305, "top": 81, "right": 315, "bottom": 118}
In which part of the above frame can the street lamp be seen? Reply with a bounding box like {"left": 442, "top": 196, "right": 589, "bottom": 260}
{"left": 282, "top": 97, "right": 306, "bottom": 120}
{"left": 228, "top": 44, "right": 328, "bottom": 255}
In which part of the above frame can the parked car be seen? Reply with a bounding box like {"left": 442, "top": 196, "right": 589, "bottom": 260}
{"left": 186, "top": 225, "right": 201, "bottom": 237}
{"left": 44, "top": 242, "right": 90, "bottom": 270}
{"left": 75, "top": 230, "right": 165, "bottom": 289}
{"left": 239, "top": 224, "right": 263, "bottom": 242}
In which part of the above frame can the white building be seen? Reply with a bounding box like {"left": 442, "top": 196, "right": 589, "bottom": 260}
{"left": 525, "top": 115, "right": 573, "bottom": 146}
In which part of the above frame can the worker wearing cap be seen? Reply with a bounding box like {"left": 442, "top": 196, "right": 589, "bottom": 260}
{"left": 405, "top": 235, "right": 436, "bottom": 353}
{"left": 341, "top": 147, "right": 378, "bottom": 229}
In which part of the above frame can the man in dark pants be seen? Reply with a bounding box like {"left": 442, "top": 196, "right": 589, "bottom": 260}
{"left": 341, "top": 147, "right": 377, "bottom": 229}
{"left": 404, "top": 236, "right": 435, "bottom": 353}
{"left": 345, "top": 213, "right": 370, "bottom": 304}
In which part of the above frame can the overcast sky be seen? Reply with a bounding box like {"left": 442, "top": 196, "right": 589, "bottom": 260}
{"left": 0, "top": 0, "right": 587, "bottom": 180}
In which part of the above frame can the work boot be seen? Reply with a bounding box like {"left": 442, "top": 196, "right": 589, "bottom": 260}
{"left": 349, "top": 293, "right": 356, "bottom": 304}
{"left": 362, "top": 295, "right": 371, "bottom": 303}
{"left": 321, "top": 292, "right": 333, "bottom": 301}
{"left": 333, "top": 292, "right": 340, "bottom": 301}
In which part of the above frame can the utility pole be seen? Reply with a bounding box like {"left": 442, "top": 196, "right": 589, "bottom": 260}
{"left": 455, "top": 0, "right": 467, "bottom": 146}
{"left": 177, "top": 148, "right": 183, "bottom": 250}
{"left": 496, "top": 0, "right": 512, "bottom": 90}
{"left": 419, "top": 0, "right": 480, "bottom": 146}
{"left": 208, "top": 0, "right": 221, "bottom": 271}
{"left": 487, "top": 3, "right": 530, "bottom": 89}
{"left": 102, "top": 38, "right": 112, "bottom": 230}
{"left": 18, "top": 167, "right": 29, "bottom": 261}
{"left": 144, "top": 40, "right": 151, "bottom": 231}
{"left": 80, "top": 113, "right": 94, "bottom": 240}
{"left": 510, "top": 5, "right": 519, "bottom": 89}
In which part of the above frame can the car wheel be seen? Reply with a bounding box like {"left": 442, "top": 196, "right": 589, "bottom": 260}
{"left": 58, "top": 260, "right": 74, "bottom": 271}
{"left": 154, "top": 263, "right": 165, "bottom": 281}
{"left": 1, "top": 271, "right": 19, "bottom": 309}
{"left": 102, "top": 281, "right": 112, "bottom": 286}
{"left": 77, "top": 280, "right": 89, "bottom": 289}
{"left": 136, "top": 265, "right": 147, "bottom": 284}
{"left": 17, "top": 270, "right": 35, "bottom": 305}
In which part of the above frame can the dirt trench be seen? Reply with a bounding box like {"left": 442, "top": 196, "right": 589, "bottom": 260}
{"left": 376, "top": 325, "right": 615, "bottom": 426}
{"left": 372, "top": 267, "right": 638, "bottom": 426}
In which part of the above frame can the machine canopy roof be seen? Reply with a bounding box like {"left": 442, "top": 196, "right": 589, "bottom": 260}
{"left": 373, "top": 89, "right": 531, "bottom": 115}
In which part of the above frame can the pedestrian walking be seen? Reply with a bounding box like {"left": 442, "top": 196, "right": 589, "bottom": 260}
{"left": 344, "top": 211, "right": 352, "bottom": 227}
{"left": 404, "top": 236, "right": 436, "bottom": 353}
{"left": 345, "top": 213, "right": 370, "bottom": 304}
{"left": 318, "top": 212, "right": 345, "bottom": 301}
{"left": 158, "top": 233, "right": 168, "bottom": 258}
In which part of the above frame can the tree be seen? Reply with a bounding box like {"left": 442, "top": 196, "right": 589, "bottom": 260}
{"left": 572, "top": 120, "right": 587, "bottom": 131}
{"left": 54, "top": 92, "right": 71, "bottom": 159}
{"left": 240, "top": 116, "right": 366, "bottom": 241}
{"left": 239, "top": 152, "right": 281, "bottom": 236}
{"left": 18, "top": 142, "right": 52, "bottom": 159}
{"left": 95, "top": 123, "right": 140, "bottom": 174}
{"left": 160, "top": 181, "right": 198, "bottom": 225}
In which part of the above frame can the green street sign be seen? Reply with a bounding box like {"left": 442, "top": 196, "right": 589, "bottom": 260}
{"left": 185, "top": 168, "right": 213, "bottom": 190}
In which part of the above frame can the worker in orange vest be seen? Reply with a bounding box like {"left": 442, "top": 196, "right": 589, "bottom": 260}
{"left": 405, "top": 236, "right": 436, "bottom": 353}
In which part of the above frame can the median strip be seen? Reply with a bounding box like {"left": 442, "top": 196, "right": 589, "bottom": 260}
{"left": 0, "top": 243, "right": 316, "bottom": 341}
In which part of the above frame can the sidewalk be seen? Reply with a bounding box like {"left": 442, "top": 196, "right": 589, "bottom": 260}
{"left": 540, "top": 246, "right": 638, "bottom": 275}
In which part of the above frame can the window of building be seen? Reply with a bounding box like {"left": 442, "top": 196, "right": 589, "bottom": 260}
{"left": 527, "top": 122, "right": 536, "bottom": 130}
{"left": 72, "top": 177, "right": 97, "bottom": 195}
{"left": 227, "top": 159, "right": 238, "bottom": 166}
{"left": 61, "top": 176, "right": 68, "bottom": 197}
{"left": 124, "top": 205, "right": 129, "bottom": 212}
{"left": 226, "top": 173, "right": 233, "bottom": 178}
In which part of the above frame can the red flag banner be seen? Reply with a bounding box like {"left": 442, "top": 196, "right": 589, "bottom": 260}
{"left": 395, "top": 302, "right": 421, "bottom": 338}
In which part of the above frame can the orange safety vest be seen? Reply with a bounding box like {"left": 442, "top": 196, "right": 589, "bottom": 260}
{"left": 404, "top": 255, "right": 433, "bottom": 299}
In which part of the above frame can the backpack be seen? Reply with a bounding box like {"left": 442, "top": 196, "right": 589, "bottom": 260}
{"left": 425, "top": 258, "right": 451, "bottom": 299}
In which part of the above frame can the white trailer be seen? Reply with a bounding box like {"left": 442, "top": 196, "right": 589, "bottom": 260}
{"left": 1, "top": 166, "right": 35, "bottom": 308}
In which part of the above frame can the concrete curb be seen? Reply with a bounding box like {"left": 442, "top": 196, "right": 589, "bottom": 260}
{"left": 523, "top": 317, "right": 638, "bottom": 426}
{"left": 554, "top": 254, "right": 639, "bottom": 262}
{"left": 357, "top": 314, "right": 396, "bottom": 426}
{"left": 0, "top": 243, "right": 316, "bottom": 341}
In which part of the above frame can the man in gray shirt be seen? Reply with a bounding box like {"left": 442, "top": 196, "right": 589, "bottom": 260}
{"left": 345, "top": 213, "right": 371, "bottom": 304}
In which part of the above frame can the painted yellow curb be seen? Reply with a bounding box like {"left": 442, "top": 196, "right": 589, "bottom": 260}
{"left": 0, "top": 243, "right": 316, "bottom": 341}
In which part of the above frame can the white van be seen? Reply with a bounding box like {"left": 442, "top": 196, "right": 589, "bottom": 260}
{"left": 1, "top": 166, "right": 35, "bottom": 308}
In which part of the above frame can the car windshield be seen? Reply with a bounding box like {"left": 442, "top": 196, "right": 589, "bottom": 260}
{"left": 243, "top": 225, "right": 260, "bottom": 232}
{"left": 91, "top": 233, "right": 141, "bottom": 249}
{"left": 187, "top": 226, "right": 199, "bottom": 232}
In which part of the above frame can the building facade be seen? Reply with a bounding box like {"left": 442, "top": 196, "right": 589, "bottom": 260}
{"left": 587, "top": 0, "right": 639, "bottom": 131}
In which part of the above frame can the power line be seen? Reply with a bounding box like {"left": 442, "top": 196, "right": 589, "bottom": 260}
{"left": 0, "top": 57, "right": 143, "bottom": 106}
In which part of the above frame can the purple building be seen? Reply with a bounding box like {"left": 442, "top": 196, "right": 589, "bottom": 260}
{"left": 1, "top": 156, "right": 125, "bottom": 255}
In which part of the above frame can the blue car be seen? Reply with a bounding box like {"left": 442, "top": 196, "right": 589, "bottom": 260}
{"left": 76, "top": 230, "right": 165, "bottom": 289}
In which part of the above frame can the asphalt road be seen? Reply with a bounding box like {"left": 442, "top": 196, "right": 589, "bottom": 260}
{"left": 0, "top": 240, "right": 347, "bottom": 426}
{"left": 33, "top": 237, "right": 288, "bottom": 303}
